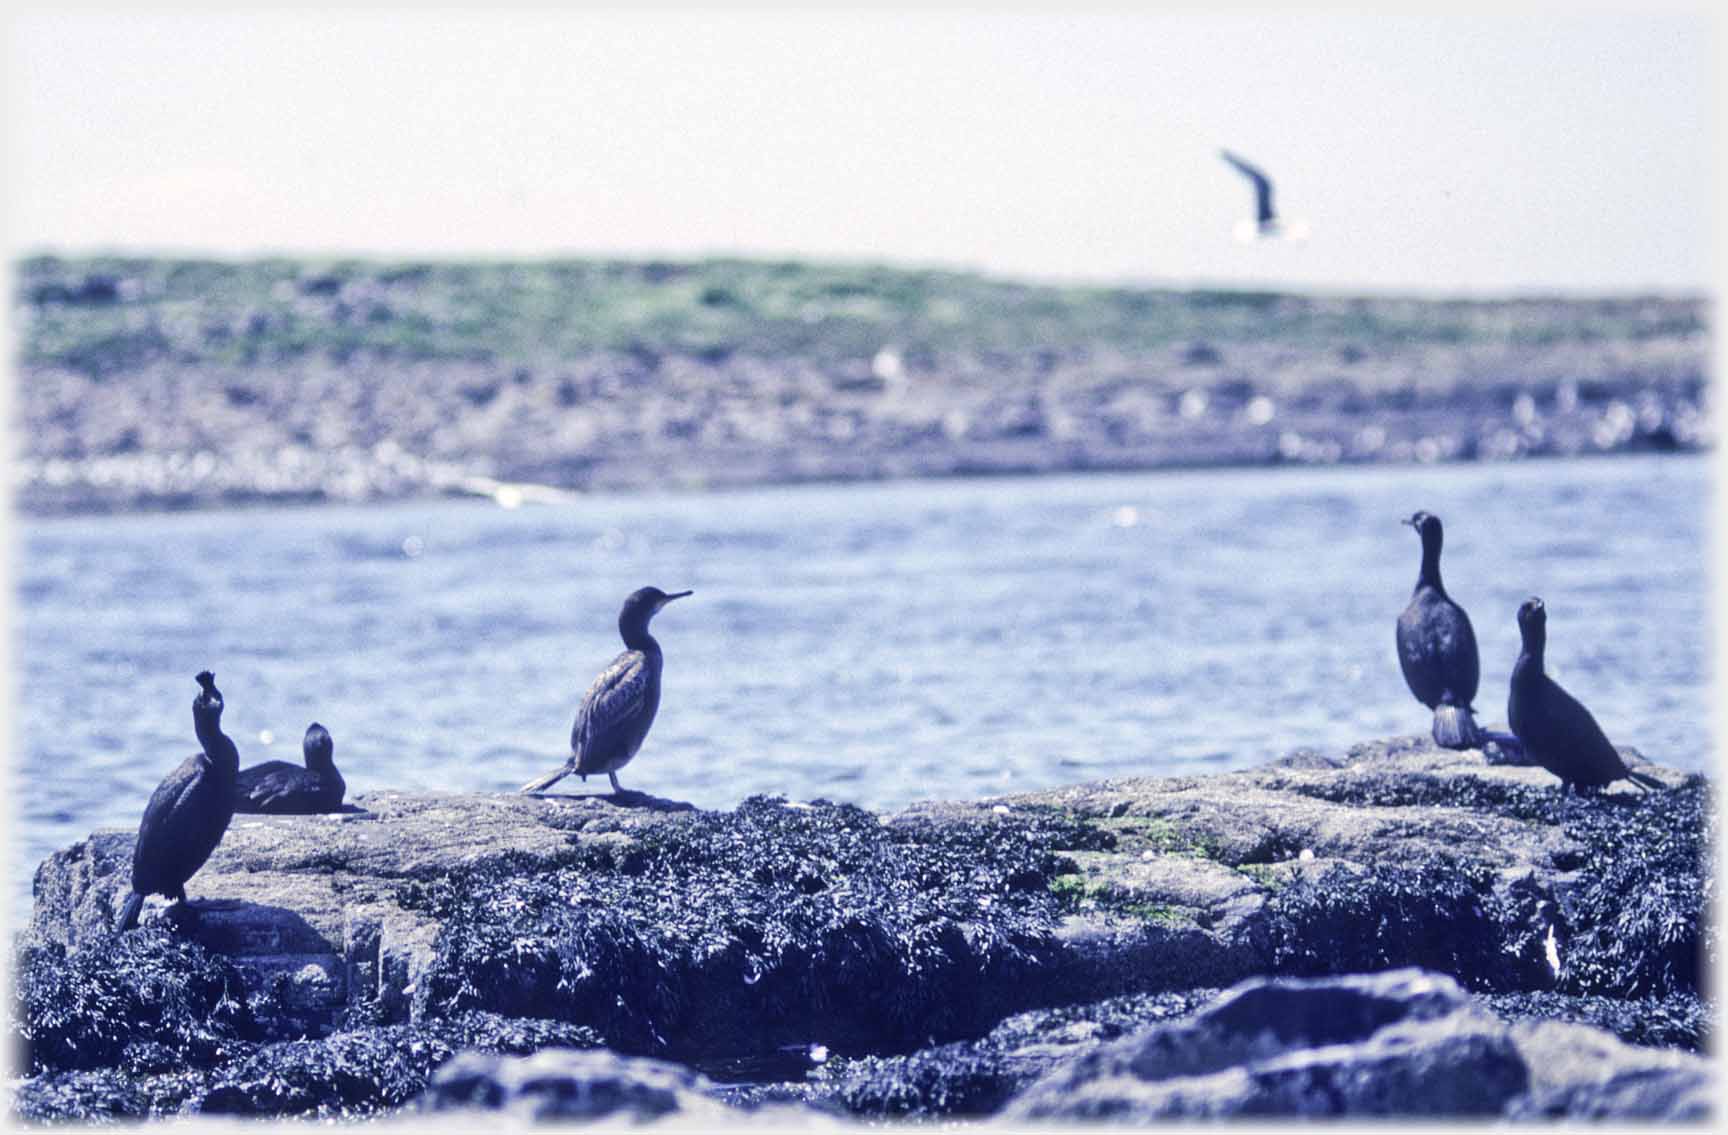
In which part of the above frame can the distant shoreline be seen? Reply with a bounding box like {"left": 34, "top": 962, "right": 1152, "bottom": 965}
{"left": 12, "top": 255, "right": 1710, "bottom": 516}
{"left": 11, "top": 435, "right": 1710, "bottom": 520}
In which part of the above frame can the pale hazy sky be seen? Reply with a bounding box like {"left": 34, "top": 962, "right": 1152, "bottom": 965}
{"left": 5, "top": 8, "right": 1717, "bottom": 295}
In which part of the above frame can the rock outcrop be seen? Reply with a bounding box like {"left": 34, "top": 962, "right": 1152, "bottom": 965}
{"left": 1003, "top": 969, "right": 1710, "bottom": 1122}
{"left": 11, "top": 736, "right": 1711, "bottom": 1123}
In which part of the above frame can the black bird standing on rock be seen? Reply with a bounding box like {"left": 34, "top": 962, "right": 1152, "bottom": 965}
{"left": 1508, "top": 596, "right": 1663, "bottom": 803}
{"left": 1396, "top": 511, "right": 1486, "bottom": 749}
{"left": 520, "top": 586, "right": 693, "bottom": 795}
{"left": 116, "top": 671, "right": 240, "bottom": 932}
{"left": 234, "top": 722, "right": 346, "bottom": 814}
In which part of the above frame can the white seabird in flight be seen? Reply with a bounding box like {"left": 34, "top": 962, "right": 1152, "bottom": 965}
{"left": 1220, "top": 149, "right": 1310, "bottom": 243}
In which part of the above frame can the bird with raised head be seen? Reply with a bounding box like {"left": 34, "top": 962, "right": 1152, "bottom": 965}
{"left": 520, "top": 586, "right": 693, "bottom": 795}
{"left": 234, "top": 722, "right": 346, "bottom": 814}
{"left": 1508, "top": 596, "right": 1663, "bottom": 806}
{"left": 1395, "top": 510, "right": 1485, "bottom": 749}
{"left": 116, "top": 671, "right": 240, "bottom": 931}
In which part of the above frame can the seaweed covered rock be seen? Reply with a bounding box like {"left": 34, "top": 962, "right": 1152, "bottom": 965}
{"left": 23, "top": 791, "right": 698, "bottom": 1039}
{"left": 11, "top": 1011, "right": 604, "bottom": 1123}
{"left": 15, "top": 735, "right": 1710, "bottom": 1124}
{"left": 403, "top": 795, "right": 1085, "bottom": 1060}
{"left": 12, "top": 929, "right": 257, "bottom": 1075}
{"left": 1477, "top": 990, "right": 1708, "bottom": 1052}
{"left": 1547, "top": 776, "right": 1711, "bottom": 997}
{"left": 955, "top": 735, "right": 1707, "bottom": 1003}
{"left": 762, "top": 989, "right": 1220, "bottom": 1119}
{"left": 1258, "top": 856, "right": 1555, "bottom": 990}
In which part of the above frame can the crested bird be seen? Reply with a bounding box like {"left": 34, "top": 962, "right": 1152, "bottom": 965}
{"left": 116, "top": 671, "right": 240, "bottom": 931}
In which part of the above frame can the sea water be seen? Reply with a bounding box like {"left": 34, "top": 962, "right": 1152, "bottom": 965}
{"left": 11, "top": 453, "right": 1712, "bottom": 921}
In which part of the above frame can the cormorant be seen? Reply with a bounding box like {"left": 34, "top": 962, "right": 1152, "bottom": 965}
{"left": 116, "top": 671, "right": 240, "bottom": 932}
{"left": 1508, "top": 596, "right": 1663, "bottom": 802}
{"left": 234, "top": 722, "right": 346, "bottom": 814}
{"left": 520, "top": 586, "right": 693, "bottom": 795}
{"left": 1396, "top": 511, "right": 1485, "bottom": 749}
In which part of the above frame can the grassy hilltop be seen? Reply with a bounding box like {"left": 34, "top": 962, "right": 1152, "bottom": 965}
{"left": 11, "top": 255, "right": 1711, "bottom": 511}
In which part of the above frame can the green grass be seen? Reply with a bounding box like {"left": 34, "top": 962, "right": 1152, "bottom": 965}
{"left": 15, "top": 254, "right": 1707, "bottom": 378}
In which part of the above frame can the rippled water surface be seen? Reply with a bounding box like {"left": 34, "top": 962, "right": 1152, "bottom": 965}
{"left": 11, "top": 454, "right": 1712, "bottom": 919}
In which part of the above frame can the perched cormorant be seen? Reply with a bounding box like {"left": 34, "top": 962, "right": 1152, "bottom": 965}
{"left": 116, "top": 672, "right": 240, "bottom": 932}
{"left": 1396, "top": 511, "right": 1485, "bottom": 749}
{"left": 234, "top": 722, "right": 346, "bottom": 814}
{"left": 1508, "top": 596, "right": 1663, "bottom": 801}
{"left": 520, "top": 586, "right": 693, "bottom": 795}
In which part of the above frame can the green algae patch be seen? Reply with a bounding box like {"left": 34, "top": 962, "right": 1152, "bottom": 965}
{"left": 1236, "top": 863, "right": 1291, "bottom": 892}
{"left": 1092, "top": 815, "right": 1206, "bottom": 856}
{"left": 400, "top": 796, "right": 1084, "bottom": 1061}
{"left": 1116, "top": 902, "right": 1194, "bottom": 928}
{"left": 1051, "top": 873, "right": 1199, "bottom": 927}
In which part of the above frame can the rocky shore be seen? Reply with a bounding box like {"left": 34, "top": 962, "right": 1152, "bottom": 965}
{"left": 8, "top": 735, "right": 1711, "bottom": 1124}
{"left": 12, "top": 256, "right": 1711, "bottom": 513}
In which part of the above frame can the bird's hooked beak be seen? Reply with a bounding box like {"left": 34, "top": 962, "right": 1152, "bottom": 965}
{"left": 658, "top": 589, "right": 693, "bottom": 610}
{"left": 1401, "top": 516, "right": 1415, "bottom": 527}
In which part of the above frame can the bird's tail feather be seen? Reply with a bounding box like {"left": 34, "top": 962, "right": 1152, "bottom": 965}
{"left": 115, "top": 892, "right": 145, "bottom": 933}
{"left": 1626, "top": 769, "right": 1665, "bottom": 793}
{"left": 1431, "top": 704, "right": 1486, "bottom": 750}
{"left": 519, "top": 764, "right": 575, "bottom": 794}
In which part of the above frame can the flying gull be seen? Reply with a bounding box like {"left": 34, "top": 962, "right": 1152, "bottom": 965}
{"left": 1220, "top": 149, "right": 1309, "bottom": 243}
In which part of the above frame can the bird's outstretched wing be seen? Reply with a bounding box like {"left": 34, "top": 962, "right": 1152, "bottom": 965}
{"left": 572, "top": 650, "right": 655, "bottom": 765}
{"left": 1220, "top": 149, "right": 1276, "bottom": 225}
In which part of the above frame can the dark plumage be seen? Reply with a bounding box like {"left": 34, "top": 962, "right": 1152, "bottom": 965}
{"left": 1220, "top": 149, "right": 1276, "bottom": 232}
{"left": 520, "top": 586, "right": 693, "bottom": 795}
{"left": 116, "top": 671, "right": 240, "bottom": 932}
{"left": 1395, "top": 511, "right": 1484, "bottom": 749}
{"left": 1508, "top": 596, "right": 1663, "bottom": 800}
{"left": 234, "top": 722, "right": 346, "bottom": 814}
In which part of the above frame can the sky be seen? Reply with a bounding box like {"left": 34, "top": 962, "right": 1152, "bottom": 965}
{"left": 4, "top": 7, "right": 1718, "bottom": 295}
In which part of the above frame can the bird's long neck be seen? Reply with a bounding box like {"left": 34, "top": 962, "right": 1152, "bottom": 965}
{"left": 194, "top": 708, "right": 239, "bottom": 773}
{"left": 1417, "top": 536, "right": 1444, "bottom": 593}
{"left": 1513, "top": 626, "right": 1546, "bottom": 685}
{"left": 619, "top": 613, "right": 661, "bottom": 654}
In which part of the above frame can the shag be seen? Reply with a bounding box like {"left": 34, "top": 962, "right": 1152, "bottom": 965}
{"left": 234, "top": 722, "right": 346, "bottom": 814}
{"left": 1220, "top": 149, "right": 1278, "bottom": 235}
{"left": 520, "top": 586, "right": 693, "bottom": 795}
{"left": 1508, "top": 597, "right": 1663, "bottom": 801}
{"left": 116, "top": 672, "right": 240, "bottom": 932}
{"left": 1396, "top": 511, "right": 1485, "bottom": 749}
